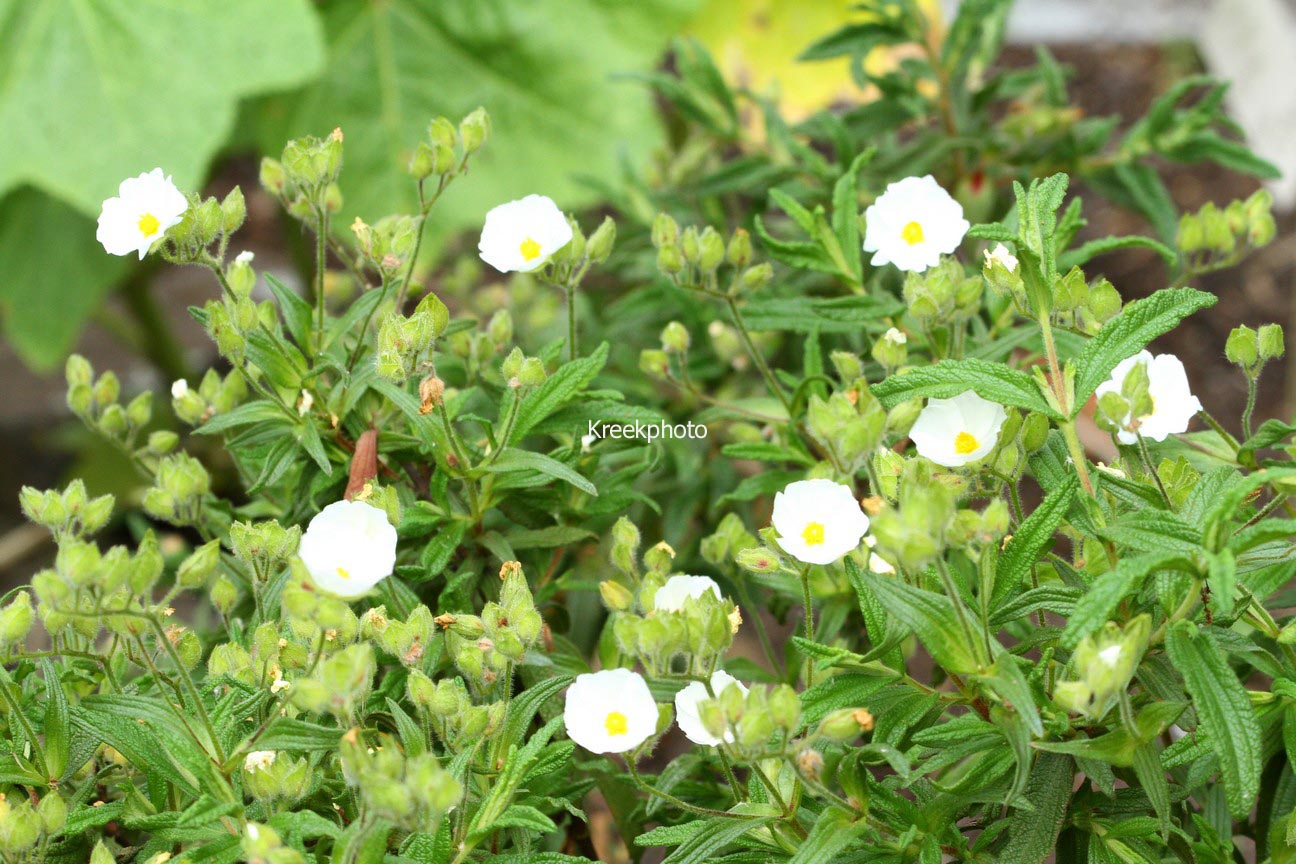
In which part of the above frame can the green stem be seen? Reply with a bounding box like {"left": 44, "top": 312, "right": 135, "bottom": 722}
{"left": 314, "top": 206, "right": 329, "bottom": 354}
{"left": 934, "top": 556, "right": 983, "bottom": 666}
{"left": 1059, "top": 420, "right": 1095, "bottom": 496}
{"left": 625, "top": 759, "right": 747, "bottom": 819}
{"left": 800, "top": 566, "right": 815, "bottom": 687}
{"left": 565, "top": 282, "right": 578, "bottom": 361}
{"left": 1135, "top": 434, "right": 1172, "bottom": 508}
{"left": 725, "top": 295, "right": 793, "bottom": 418}
{"left": 1243, "top": 373, "right": 1259, "bottom": 440}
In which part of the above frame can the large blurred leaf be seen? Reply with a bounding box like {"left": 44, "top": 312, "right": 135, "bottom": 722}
{"left": 254, "top": 0, "right": 695, "bottom": 237}
{"left": 0, "top": 0, "right": 324, "bottom": 210}
{"left": 0, "top": 188, "right": 127, "bottom": 369}
{"left": 0, "top": 0, "right": 325, "bottom": 369}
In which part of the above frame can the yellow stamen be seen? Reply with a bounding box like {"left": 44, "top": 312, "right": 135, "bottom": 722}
{"left": 519, "top": 237, "right": 542, "bottom": 261}
{"left": 802, "top": 522, "right": 825, "bottom": 546}
{"left": 604, "top": 711, "right": 628, "bottom": 736}
{"left": 336, "top": 567, "right": 351, "bottom": 580}
{"left": 138, "top": 212, "right": 160, "bottom": 237}
{"left": 954, "top": 431, "right": 979, "bottom": 455}
{"left": 901, "top": 221, "right": 924, "bottom": 245}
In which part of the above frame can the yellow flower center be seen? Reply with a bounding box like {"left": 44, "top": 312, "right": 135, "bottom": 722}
{"left": 519, "top": 237, "right": 542, "bottom": 261}
{"left": 901, "top": 221, "right": 924, "bottom": 245}
{"left": 954, "top": 431, "right": 979, "bottom": 455}
{"left": 336, "top": 567, "right": 351, "bottom": 580}
{"left": 604, "top": 711, "right": 628, "bottom": 736}
{"left": 138, "top": 212, "right": 160, "bottom": 237}
{"left": 802, "top": 521, "right": 825, "bottom": 546}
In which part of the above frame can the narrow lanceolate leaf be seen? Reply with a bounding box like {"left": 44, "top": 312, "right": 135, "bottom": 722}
{"left": 1165, "top": 622, "right": 1261, "bottom": 818}
{"left": 1072, "top": 287, "right": 1217, "bottom": 408}
{"left": 509, "top": 342, "right": 609, "bottom": 443}
{"left": 872, "top": 358, "right": 1057, "bottom": 418}
{"left": 657, "top": 815, "right": 774, "bottom": 864}
{"left": 992, "top": 474, "right": 1078, "bottom": 608}
{"left": 786, "top": 807, "right": 872, "bottom": 863}
{"left": 998, "top": 753, "right": 1073, "bottom": 864}
{"left": 1057, "top": 234, "right": 1177, "bottom": 271}
{"left": 482, "top": 449, "right": 598, "bottom": 496}
{"left": 850, "top": 558, "right": 983, "bottom": 674}
{"left": 1061, "top": 552, "right": 1186, "bottom": 649}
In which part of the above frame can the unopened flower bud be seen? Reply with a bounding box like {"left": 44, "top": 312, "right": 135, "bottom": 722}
{"left": 726, "top": 229, "right": 752, "bottom": 268}
{"left": 1259, "top": 323, "right": 1285, "bottom": 361}
{"left": 459, "top": 107, "right": 491, "bottom": 154}
{"left": 599, "top": 580, "right": 634, "bottom": 612}
{"left": 1226, "top": 325, "right": 1258, "bottom": 368}
{"left": 736, "top": 547, "right": 780, "bottom": 574}
{"left": 660, "top": 322, "right": 690, "bottom": 353}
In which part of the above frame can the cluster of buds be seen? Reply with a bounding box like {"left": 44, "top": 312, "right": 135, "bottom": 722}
{"left": 444, "top": 563, "right": 544, "bottom": 690}
{"left": 407, "top": 670, "right": 502, "bottom": 745}
{"left": 19, "top": 480, "right": 113, "bottom": 541}
{"left": 156, "top": 186, "right": 247, "bottom": 265}
{"left": 374, "top": 291, "right": 450, "bottom": 383}
{"left": 866, "top": 330, "right": 907, "bottom": 374}
{"left": 360, "top": 604, "right": 435, "bottom": 666}
{"left": 1054, "top": 615, "right": 1150, "bottom": 722}
{"left": 260, "top": 128, "right": 345, "bottom": 219}
{"left": 171, "top": 368, "right": 247, "bottom": 427}
{"left": 805, "top": 387, "right": 887, "bottom": 475}
{"left": 352, "top": 214, "right": 418, "bottom": 278}
{"left": 603, "top": 520, "right": 738, "bottom": 674}
{"left": 0, "top": 791, "right": 66, "bottom": 858}
{"left": 408, "top": 109, "right": 490, "bottom": 183}
{"left": 500, "top": 347, "right": 548, "bottom": 391}
{"left": 289, "top": 644, "right": 374, "bottom": 723}
{"left": 243, "top": 749, "right": 310, "bottom": 804}
{"left": 1177, "top": 190, "right": 1276, "bottom": 277}
{"left": 32, "top": 531, "right": 167, "bottom": 640}
{"left": 700, "top": 513, "right": 759, "bottom": 568}
{"left": 230, "top": 519, "right": 301, "bottom": 586}
{"left": 242, "top": 822, "right": 305, "bottom": 864}
{"left": 142, "top": 453, "right": 211, "bottom": 527}
{"left": 696, "top": 682, "right": 801, "bottom": 755}
{"left": 547, "top": 212, "right": 616, "bottom": 282}
{"left": 1225, "top": 323, "right": 1285, "bottom": 378}
{"left": 1053, "top": 269, "right": 1122, "bottom": 336}
{"left": 651, "top": 216, "right": 771, "bottom": 294}
{"left": 867, "top": 458, "right": 957, "bottom": 571}
{"left": 65, "top": 355, "right": 154, "bottom": 447}
{"left": 904, "top": 258, "right": 982, "bottom": 327}
{"left": 280, "top": 561, "right": 361, "bottom": 649}
{"left": 338, "top": 730, "right": 462, "bottom": 831}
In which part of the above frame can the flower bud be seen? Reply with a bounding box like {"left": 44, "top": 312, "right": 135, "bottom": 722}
{"left": 220, "top": 187, "right": 247, "bottom": 233}
{"left": 643, "top": 541, "right": 675, "bottom": 577}
{"left": 726, "top": 228, "right": 752, "bottom": 268}
{"left": 459, "top": 107, "right": 491, "bottom": 154}
{"left": 517, "top": 357, "right": 546, "bottom": 388}
{"left": 796, "top": 748, "right": 824, "bottom": 782}
{"left": 736, "top": 547, "right": 781, "bottom": 574}
{"left": 408, "top": 142, "right": 436, "bottom": 180}
{"left": 768, "top": 684, "right": 801, "bottom": 732}
{"left": 259, "top": 157, "right": 288, "bottom": 195}
{"left": 698, "top": 226, "right": 725, "bottom": 271}
{"left": 1259, "top": 323, "right": 1285, "bottom": 361}
{"left": 586, "top": 216, "right": 616, "bottom": 263}
{"left": 177, "top": 540, "right": 221, "bottom": 589}
{"left": 639, "top": 349, "right": 669, "bottom": 378}
{"left": 739, "top": 262, "right": 773, "bottom": 292}
{"left": 599, "top": 580, "right": 634, "bottom": 612}
{"left": 819, "top": 707, "right": 870, "bottom": 741}
{"left": 660, "top": 322, "right": 690, "bottom": 353}
{"left": 65, "top": 354, "right": 93, "bottom": 389}
{"left": 1226, "top": 325, "right": 1258, "bottom": 369}
{"left": 0, "top": 593, "right": 33, "bottom": 646}
{"left": 211, "top": 575, "right": 238, "bottom": 615}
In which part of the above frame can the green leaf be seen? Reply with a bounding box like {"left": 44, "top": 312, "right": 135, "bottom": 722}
{"left": 872, "top": 358, "right": 1057, "bottom": 418}
{"left": 255, "top": 0, "right": 691, "bottom": 238}
{"left": 1237, "top": 419, "right": 1296, "bottom": 468}
{"left": 482, "top": 449, "right": 597, "bottom": 496}
{"left": 786, "top": 807, "right": 871, "bottom": 863}
{"left": 251, "top": 717, "right": 344, "bottom": 752}
{"left": 1165, "top": 622, "right": 1261, "bottom": 818}
{"left": 992, "top": 474, "right": 1078, "bottom": 607}
{"left": 0, "top": 188, "right": 128, "bottom": 370}
{"left": 264, "top": 274, "right": 314, "bottom": 349}
{"left": 1058, "top": 234, "right": 1177, "bottom": 270}
{"left": 510, "top": 342, "right": 609, "bottom": 444}
{"left": 739, "top": 295, "right": 904, "bottom": 333}
{"left": 1073, "top": 287, "right": 1217, "bottom": 409}
{"left": 850, "top": 558, "right": 983, "bottom": 674}
{"left": 998, "top": 753, "right": 1072, "bottom": 864}
{"left": 976, "top": 652, "right": 1043, "bottom": 737}
{"left": 0, "top": 1, "right": 324, "bottom": 210}
{"left": 1060, "top": 552, "right": 1185, "bottom": 649}
{"left": 194, "top": 400, "right": 289, "bottom": 435}
{"left": 654, "top": 815, "right": 773, "bottom": 864}
{"left": 41, "top": 660, "right": 69, "bottom": 781}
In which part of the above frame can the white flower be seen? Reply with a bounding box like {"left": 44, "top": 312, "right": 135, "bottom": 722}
{"left": 297, "top": 389, "right": 314, "bottom": 416}
{"left": 674, "top": 670, "right": 749, "bottom": 746}
{"left": 581, "top": 433, "right": 596, "bottom": 453}
{"left": 863, "top": 175, "right": 969, "bottom": 273}
{"left": 908, "top": 391, "right": 1007, "bottom": 468}
{"left": 298, "top": 500, "right": 398, "bottom": 599}
{"left": 478, "top": 195, "right": 573, "bottom": 273}
{"left": 563, "top": 668, "right": 658, "bottom": 754}
{"left": 653, "top": 575, "right": 722, "bottom": 612}
{"left": 770, "top": 478, "right": 870, "bottom": 566}
{"left": 235, "top": 250, "right": 255, "bottom": 265}
{"left": 244, "top": 750, "right": 276, "bottom": 773}
{"left": 96, "top": 168, "right": 188, "bottom": 259}
{"left": 270, "top": 679, "right": 291, "bottom": 694}
{"left": 983, "top": 243, "right": 1018, "bottom": 272}
{"left": 864, "top": 535, "right": 896, "bottom": 575}
{"left": 882, "top": 327, "right": 907, "bottom": 345}
{"left": 1094, "top": 350, "right": 1202, "bottom": 445}
{"left": 170, "top": 379, "right": 189, "bottom": 399}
